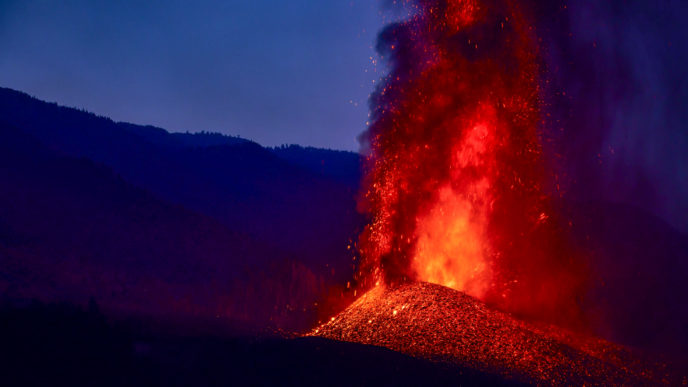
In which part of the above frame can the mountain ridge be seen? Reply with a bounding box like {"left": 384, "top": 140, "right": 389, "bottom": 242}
{"left": 0, "top": 86, "right": 365, "bottom": 281}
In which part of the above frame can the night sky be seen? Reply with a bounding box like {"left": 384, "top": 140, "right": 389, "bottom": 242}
{"left": 1, "top": 0, "right": 687, "bottom": 232}
{"left": 0, "top": 0, "right": 385, "bottom": 151}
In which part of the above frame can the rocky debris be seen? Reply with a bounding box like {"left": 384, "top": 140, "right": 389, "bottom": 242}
{"left": 310, "top": 282, "right": 680, "bottom": 385}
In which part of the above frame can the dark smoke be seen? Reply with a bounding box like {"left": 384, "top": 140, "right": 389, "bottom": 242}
{"left": 535, "top": 0, "right": 688, "bottom": 358}
{"left": 538, "top": 0, "right": 688, "bottom": 233}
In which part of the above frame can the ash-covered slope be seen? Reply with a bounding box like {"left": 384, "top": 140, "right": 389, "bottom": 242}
{"left": 311, "top": 282, "right": 681, "bottom": 385}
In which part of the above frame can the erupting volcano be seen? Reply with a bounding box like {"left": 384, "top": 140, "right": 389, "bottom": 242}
{"left": 2, "top": 0, "right": 687, "bottom": 385}
{"left": 356, "top": 0, "right": 583, "bottom": 323}
{"left": 313, "top": 0, "right": 687, "bottom": 384}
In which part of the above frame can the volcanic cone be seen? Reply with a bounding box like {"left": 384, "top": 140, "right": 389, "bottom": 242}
{"left": 311, "top": 282, "right": 679, "bottom": 385}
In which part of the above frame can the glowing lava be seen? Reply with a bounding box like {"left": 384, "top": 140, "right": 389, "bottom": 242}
{"left": 413, "top": 109, "right": 498, "bottom": 299}
{"left": 357, "top": 0, "right": 584, "bottom": 322}
{"left": 311, "top": 282, "right": 676, "bottom": 385}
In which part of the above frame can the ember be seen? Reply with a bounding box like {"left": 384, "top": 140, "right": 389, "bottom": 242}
{"left": 358, "top": 0, "right": 585, "bottom": 324}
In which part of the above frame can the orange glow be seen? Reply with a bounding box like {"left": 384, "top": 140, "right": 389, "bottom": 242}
{"left": 413, "top": 114, "right": 498, "bottom": 297}
{"left": 357, "top": 0, "right": 587, "bottom": 325}
{"left": 310, "top": 283, "right": 668, "bottom": 385}
{"left": 413, "top": 185, "right": 490, "bottom": 297}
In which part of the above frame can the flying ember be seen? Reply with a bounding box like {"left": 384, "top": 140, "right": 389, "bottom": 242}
{"left": 357, "top": 0, "right": 585, "bottom": 324}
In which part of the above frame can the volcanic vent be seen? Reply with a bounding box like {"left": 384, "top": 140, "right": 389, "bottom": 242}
{"left": 311, "top": 282, "right": 676, "bottom": 385}
{"left": 355, "top": 0, "right": 586, "bottom": 327}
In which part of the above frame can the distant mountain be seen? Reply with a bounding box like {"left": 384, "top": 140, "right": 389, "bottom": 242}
{"left": 271, "top": 145, "right": 361, "bottom": 186}
{"left": 0, "top": 87, "right": 366, "bottom": 331}
{"left": 0, "top": 121, "right": 331, "bottom": 331}
{"left": 0, "top": 87, "right": 364, "bottom": 284}
{"left": 118, "top": 123, "right": 252, "bottom": 149}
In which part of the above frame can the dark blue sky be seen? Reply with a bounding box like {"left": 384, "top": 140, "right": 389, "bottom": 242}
{"left": 0, "top": 0, "right": 387, "bottom": 151}
{"left": 2, "top": 0, "right": 686, "bottom": 232}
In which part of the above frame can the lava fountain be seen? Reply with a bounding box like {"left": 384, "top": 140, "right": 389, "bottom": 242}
{"left": 357, "top": 0, "right": 585, "bottom": 324}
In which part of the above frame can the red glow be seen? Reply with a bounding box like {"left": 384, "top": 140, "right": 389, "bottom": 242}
{"left": 358, "top": 0, "right": 585, "bottom": 324}
{"left": 311, "top": 282, "right": 670, "bottom": 385}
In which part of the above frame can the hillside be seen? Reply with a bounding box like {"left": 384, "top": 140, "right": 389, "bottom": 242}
{"left": 0, "top": 87, "right": 364, "bottom": 283}
{"left": 0, "top": 301, "right": 515, "bottom": 387}
{"left": 0, "top": 122, "right": 330, "bottom": 331}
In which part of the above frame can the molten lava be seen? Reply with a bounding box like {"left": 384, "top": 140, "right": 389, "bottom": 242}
{"left": 358, "top": 0, "right": 584, "bottom": 323}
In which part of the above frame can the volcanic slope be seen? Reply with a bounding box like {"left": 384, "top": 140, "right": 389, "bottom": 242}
{"left": 311, "top": 282, "right": 681, "bottom": 385}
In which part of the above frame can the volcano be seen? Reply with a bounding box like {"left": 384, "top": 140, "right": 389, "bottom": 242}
{"left": 310, "top": 282, "right": 680, "bottom": 385}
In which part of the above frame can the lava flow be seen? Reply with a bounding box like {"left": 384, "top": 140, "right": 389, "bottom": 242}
{"left": 356, "top": 0, "right": 585, "bottom": 324}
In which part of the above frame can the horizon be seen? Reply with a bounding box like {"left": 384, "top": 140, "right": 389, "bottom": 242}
{"left": 0, "top": 0, "right": 387, "bottom": 152}
{"left": 0, "top": 85, "right": 361, "bottom": 153}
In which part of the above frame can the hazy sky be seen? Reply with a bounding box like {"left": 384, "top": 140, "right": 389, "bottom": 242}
{"left": 0, "top": 0, "right": 386, "bottom": 151}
